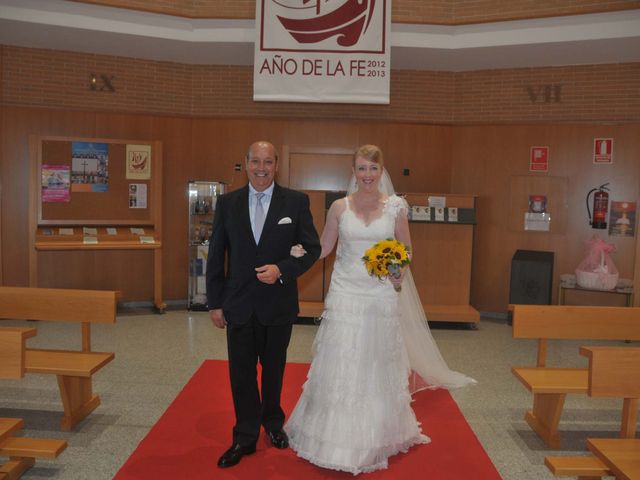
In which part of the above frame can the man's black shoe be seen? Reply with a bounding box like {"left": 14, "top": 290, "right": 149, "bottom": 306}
{"left": 217, "top": 443, "right": 257, "bottom": 468}
{"left": 267, "top": 429, "right": 289, "bottom": 449}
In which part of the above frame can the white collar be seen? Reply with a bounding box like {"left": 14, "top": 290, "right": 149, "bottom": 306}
{"left": 249, "top": 182, "right": 274, "bottom": 197}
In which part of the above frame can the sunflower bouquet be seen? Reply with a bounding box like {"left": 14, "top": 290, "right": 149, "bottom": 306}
{"left": 362, "top": 239, "right": 411, "bottom": 292}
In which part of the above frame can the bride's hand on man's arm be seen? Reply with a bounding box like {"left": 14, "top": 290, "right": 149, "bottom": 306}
{"left": 290, "top": 244, "right": 307, "bottom": 258}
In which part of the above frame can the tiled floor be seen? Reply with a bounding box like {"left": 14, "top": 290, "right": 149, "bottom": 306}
{"left": 0, "top": 311, "right": 630, "bottom": 479}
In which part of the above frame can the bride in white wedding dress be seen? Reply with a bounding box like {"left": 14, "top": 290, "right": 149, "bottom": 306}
{"left": 285, "top": 145, "right": 475, "bottom": 475}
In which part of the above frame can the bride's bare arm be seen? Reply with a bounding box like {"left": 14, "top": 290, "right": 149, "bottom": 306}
{"left": 319, "top": 199, "right": 344, "bottom": 259}
{"left": 391, "top": 204, "right": 412, "bottom": 287}
{"left": 394, "top": 209, "right": 411, "bottom": 250}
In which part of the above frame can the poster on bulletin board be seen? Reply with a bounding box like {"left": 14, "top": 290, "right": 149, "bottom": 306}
{"left": 71, "top": 142, "right": 109, "bottom": 192}
{"left": 41, "top": 164, "right": 70, "bottom": 203}
{"left": 126, "top": 144, "right": 151, "bottom": 179}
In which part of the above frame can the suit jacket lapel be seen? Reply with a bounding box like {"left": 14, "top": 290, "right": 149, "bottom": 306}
{"left": 233, "top": 186, "right": 254, "bottom": 241}
{"left": 258, "top": 183, "right": 285, "bottom": 245}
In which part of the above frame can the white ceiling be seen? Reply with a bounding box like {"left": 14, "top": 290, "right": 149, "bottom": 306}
{"left": 0, "top": 0, "right": 639, "bottom": 71}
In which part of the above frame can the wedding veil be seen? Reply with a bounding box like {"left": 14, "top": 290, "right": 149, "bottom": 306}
{"left": 347, "top": 170, "right": 476, "bottom": 392}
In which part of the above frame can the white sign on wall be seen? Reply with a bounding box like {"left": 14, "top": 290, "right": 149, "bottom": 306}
{"left": 254, "top": 0, "right": 391, "bottom": 104}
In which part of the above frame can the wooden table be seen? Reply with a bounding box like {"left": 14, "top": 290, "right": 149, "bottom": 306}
{"left": 587, "top": 438, "right": 640, "bottom": 480}
{"left": 558, "top": 284, "right": 634, "bottom": 307}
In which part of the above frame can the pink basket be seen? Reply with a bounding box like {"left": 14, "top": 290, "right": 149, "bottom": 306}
{"left": 575, "top": 248, "right": 618, "bottom": 291}
{"left": 575, "top": 270, "right": 618, "bottom": 291}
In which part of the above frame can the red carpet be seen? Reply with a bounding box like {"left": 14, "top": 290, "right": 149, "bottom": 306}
{"left": 115, "top": 361, "right": 501, "bottom": 479}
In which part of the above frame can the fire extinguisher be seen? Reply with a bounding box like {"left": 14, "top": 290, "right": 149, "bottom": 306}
{"left": 586, "top": 183, "right": 610, "bottom": 229}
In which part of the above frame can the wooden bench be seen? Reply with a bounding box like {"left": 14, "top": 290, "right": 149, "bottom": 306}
{"left": 511, "top": 304, "right": 640, "bottom": 448}
{"left": 0, "top": 328, "right": 37, "bottom": 379}
{"left": 0, "top": 418, "right": 67, "bottom": 480}
{"left": 545, "top": 345, "right": 640, "bottom": 479}
{"left": 0, "top": 328, "right": 67, "bottom": 480}
{"left": 544, "top": 455, "right": 609, "bottom": 480}
{"left": 0, "top": 286, "right": 118, "bottom": 431}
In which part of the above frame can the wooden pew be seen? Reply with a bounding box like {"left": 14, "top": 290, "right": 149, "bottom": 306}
{"left": 0, "top": 328, "right": 37, "bottom": 379}
{"left": 0, "top": 328, "right": 67, "bottom": 480}
{"left": 581, "top": 346, "right": 639, "bottom": 439}
{"left": 511, "top": 304, "right": 640, "bottom": 448}
{"left": 545, "top": 346, "right": 640, "bottom": 479}
{"left": 0, "top": 418, "right": 67, "bottom": 480}
{"left": 0, "top": 286, "right": 118, "bottom": 431}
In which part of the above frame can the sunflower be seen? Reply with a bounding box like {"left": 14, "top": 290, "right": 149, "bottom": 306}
{"left": 362, "top": 238, "right": 411, "bottom": 281}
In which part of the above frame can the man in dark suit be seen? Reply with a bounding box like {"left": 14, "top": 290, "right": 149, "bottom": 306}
{"left": 207, "top": 141, "right": 321, "bottom": 468}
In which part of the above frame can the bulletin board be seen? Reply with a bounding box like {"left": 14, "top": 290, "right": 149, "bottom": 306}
{"left": 33, "top": 137, "right": 160, "bottom": 225}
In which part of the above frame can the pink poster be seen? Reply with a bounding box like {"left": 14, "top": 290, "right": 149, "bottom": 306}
{"left": 41, "top": 164, "right": 70, "bottom": 202}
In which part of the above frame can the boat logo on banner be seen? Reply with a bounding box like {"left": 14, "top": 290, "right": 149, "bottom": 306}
{"left": 254, "top": 0, "right": 391, "bottom": 104}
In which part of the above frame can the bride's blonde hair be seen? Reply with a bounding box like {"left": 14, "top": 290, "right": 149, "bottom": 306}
{"left": 354, "top": 144, "right": 384, "bottom": 167}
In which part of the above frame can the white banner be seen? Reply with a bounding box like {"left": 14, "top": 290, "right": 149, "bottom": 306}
{"left": 254, "top": 0, "right": 391, "bottom": 104}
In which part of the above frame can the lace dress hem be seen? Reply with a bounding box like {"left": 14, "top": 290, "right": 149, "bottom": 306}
{"left": 289, "top": 433, "right": 430, "bottom": 475}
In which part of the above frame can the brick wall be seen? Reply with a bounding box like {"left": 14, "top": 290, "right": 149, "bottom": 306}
{"left": 2, "top": 47, "right": 192, "bottom": 116}
{"left": 454, "top": 64, "right": 640, "bottom": 123}
{"left": 2, "top": 45, "right": 639, "bottom": 123}
{"left": 190, "top": 65, "right": 454, "bottom": 123}
{"left": 71, "top": 0, "right": 640, "bottom": 23}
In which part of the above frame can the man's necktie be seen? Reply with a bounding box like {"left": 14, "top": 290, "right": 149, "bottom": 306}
{"left": 254, "top": 192, "right": 265, "bottom": 242}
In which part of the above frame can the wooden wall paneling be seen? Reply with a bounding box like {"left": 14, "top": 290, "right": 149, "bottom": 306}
{"left": 27, "top": 137, "right": 40, "bottom": 286}
{"left": 95, "top": 112, "right": 159, "bottom": 141}
{"left": 153, "top": 116, "right": 193, "bottom": 300}
{"left": 283, "top": 145, "right": 354, "bottom": 192}
{"left": 0, "top": 45, "right": 3, "bottom": 284}
{"left": 409, "top": 223, "right": 473, "bottom": 305}
{"left": 356, "top": 123, "right": 453, "bottom": 194}
{"left": 191, "top": 118, "right": 288, "bottom": 191}
{"left": 453, "top": 125, "right": 553, "bottom": 311}
{"left": 0, "top": 179, "right": 2, "bottom": 286}
{"left": 289, "top": 151, "right": 353, "bottom": 191}
{"left": 3, "top": 107, "right": 98, "bottom": 287}
{"left": 402, "top": 193, "right": 476, "bottom": 321}
{"left": 635, "top": 215, "right": 640, "bottom": 306}
{"left": 283, "top": 121, "right": 359, "bottom": 155}
{"left": 296, "top": 190, "right": 326, "bottom": 303}
{"left": 452, "top": 124, "right": 640, "bottom": 312}
{"left": 37, "top": 250, "right": 154, "bottom": 300}
{"left": 151, "top": 140, "right": 164, "bottom": 306}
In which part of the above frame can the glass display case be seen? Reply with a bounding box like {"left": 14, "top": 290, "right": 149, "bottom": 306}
{"left": 188, "top": 181, "right": 225, "bottom": 310}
